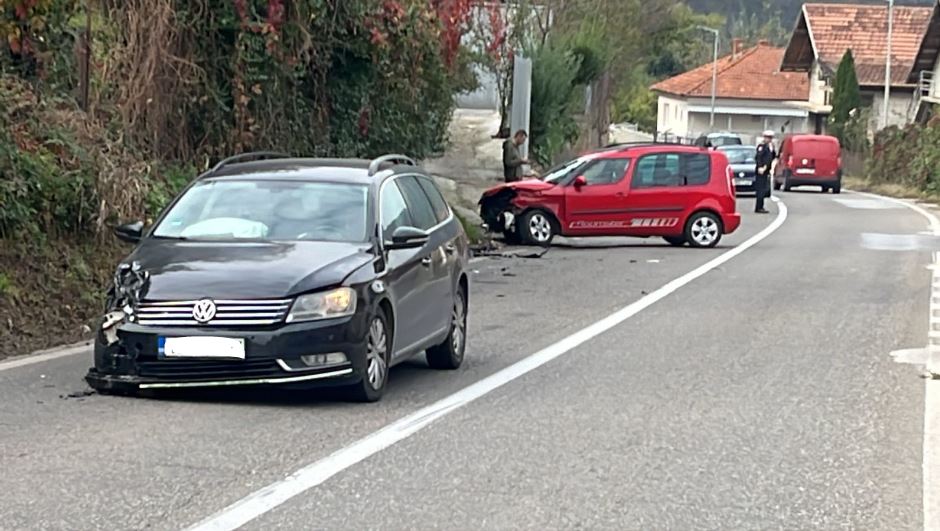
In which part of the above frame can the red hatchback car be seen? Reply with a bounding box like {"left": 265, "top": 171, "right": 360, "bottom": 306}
{"left": 479, "top": 143, "right": 741, "bottom": 248}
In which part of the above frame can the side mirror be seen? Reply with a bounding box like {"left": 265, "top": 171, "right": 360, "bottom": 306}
{"left": 387, "top": 226, "right": 430, "bottom": 250}
{"left": 573, "top": 175, "right": 587, "bottom": 188}
{"left": 114, "top": 221, "right": 144, "bottom": 244}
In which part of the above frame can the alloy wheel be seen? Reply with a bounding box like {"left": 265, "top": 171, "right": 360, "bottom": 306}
{"left": 528, "top": 213, "right": 552, "bottom": 243}
{"left": 451, "top": 291, "right": 466, "bottom": 357}
{"left": 366, "top": 317, "right": 388, "bottom": 390}
{"left": 690, "top": 217, "right": 719, "bottom": 246}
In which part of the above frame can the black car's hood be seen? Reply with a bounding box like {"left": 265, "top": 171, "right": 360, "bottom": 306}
{"left": 125, "top": 240, "right": 375, "bottom": 300}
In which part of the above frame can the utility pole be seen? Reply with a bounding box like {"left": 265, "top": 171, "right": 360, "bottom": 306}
{"left": 697, "top": 26, "right": 720, "bottom": 130}
{"left": 882, "top": 0, "right": 894, "bottom": 129}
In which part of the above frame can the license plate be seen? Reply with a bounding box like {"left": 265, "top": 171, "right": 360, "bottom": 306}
{"left": 734, "top": 178, "right": 752, "bottom": 186}
{"left": 158, "top": 336, "right": 246, "bottom": 359}
{"left": 796, "top": 168, "right": 815, "bottom": 174}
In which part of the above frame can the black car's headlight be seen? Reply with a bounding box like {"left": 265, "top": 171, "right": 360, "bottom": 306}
{"left": 286, "top": 287, "right": 357, "bottom": 323}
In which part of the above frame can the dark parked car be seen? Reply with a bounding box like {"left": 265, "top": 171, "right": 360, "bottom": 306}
{"left": 86, "top": 153, "right": 471, "bottom": 402}
{"left": 693, "top": 132, "right": 742, "bottom": 148}
{"left": 718, "top": 145, "right": 758, "bottom": 193}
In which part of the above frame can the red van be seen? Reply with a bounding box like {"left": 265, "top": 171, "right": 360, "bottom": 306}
{"left": 773, "top": 134, "right": 842, "bottom": 193}
{"left": 478, "top": 143, "right": 741, "bottom": 248}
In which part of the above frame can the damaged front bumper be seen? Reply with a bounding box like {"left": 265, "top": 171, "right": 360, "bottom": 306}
{"left": 86, "top": 314, "right": 369, "bottom": 393}
{"left": 479, "top": 189, "right": 519, "bottom": 233}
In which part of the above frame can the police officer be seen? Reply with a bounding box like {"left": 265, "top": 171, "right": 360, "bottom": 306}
{"left": 754, "top": 130, "right": 776, "bottom": 214}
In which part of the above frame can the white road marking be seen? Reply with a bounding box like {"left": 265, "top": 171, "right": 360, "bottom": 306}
{"left": 832, "top": 197, "right": 904, "bottom": 210}
{"left": 0, "top": 342, "right": 91, "bottom": 373}
{"left": 860, "top": 233, "right": 929, "bottom": 251}
{"left": 852, "top": 191, "right": 940, "bottom": 531}
{"left": 185, "top": 200, "right": 789, "bottom": 531}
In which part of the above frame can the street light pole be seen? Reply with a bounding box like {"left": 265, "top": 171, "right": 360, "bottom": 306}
{"left": 883, "top": 0, "right": 894, "bottom": 129}
{"left": 697, "top": 26, "right": 720, "bottom": 130}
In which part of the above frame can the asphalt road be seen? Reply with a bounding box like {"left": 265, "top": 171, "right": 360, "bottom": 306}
{"left": 1, "top": 190, "right": 937, "bottom": 530}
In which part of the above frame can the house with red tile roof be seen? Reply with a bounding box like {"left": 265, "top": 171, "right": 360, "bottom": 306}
{"left": 650, "top": 41, "right": 811, "bottom": 143}
{"left": 780, "top": 2, "right": 933, "bottom": 130}
{"left": 908, "top": 1, "right": 940, "bottom": 122}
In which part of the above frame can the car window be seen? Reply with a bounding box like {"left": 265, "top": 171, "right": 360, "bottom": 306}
{"left": 578, "top": 158, "right": 630, "bottom": 186}
{"left": 152, "top": 180, "right": 369, "bottom": 242}
{"left": 395, "top": 176, "right": 438, "bottom": 230}
{"left": 543, "top": 157, "right": 589, "bottom": 184}
{"left": 416, "top": 176, "right": 451, "bottom": 223}
{"left": 720, "top": 148, "right": 756, "bottom": 165}
{"left": 632, "top": 153, "right": 681, "bottom": 188}
{"left": 684, "top": 153, "right": 711, "bottom": 185}
{"left": 380, "top": 180, "right": 414, "bottom": 241}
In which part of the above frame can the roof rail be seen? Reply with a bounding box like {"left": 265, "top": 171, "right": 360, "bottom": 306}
{"left": 206, "top": 151, "right": 292, "bottom": 176}
{"left": 368, "top": 154, "right": 416, "bottom": 176}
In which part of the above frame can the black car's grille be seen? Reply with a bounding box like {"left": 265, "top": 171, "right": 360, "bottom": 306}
{"left": 136, "top": 358, "right": 283, "bottom": 380}
{"left": 136, "top": 299, "right": 291, "bottom": 327}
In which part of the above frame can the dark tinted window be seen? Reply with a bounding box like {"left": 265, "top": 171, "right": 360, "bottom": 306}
{"left": 684, "top": 153, "right": 711, "bottom": 185}
{"left": 632, "top": 153, "right": 681, "bottom": 188}
{"left": 579, "top": 158, "right": 630, "bottom": 186}
{"left": 416, "top": 176, "right": 450, "bottom": 223}
{"left": 396, "top": 176, "right": 438, "bottom": 230}
{"left": 632, "top": 153, "right": 710, "bottom": 188}
{"left": 380, "top": 180, "right": 414, "bottom": 241}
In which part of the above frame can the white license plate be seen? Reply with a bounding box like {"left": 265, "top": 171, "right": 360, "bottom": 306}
{"left": 734, "top": 179, "right": 752, "bottom": 186}
{"left": 159, "top": 336, "right": 246, "bottom": 359}
{"left": 796, "top": 168, "right": 815, "bottom": 174}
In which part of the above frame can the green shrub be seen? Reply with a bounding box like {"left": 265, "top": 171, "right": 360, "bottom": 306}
{"left": 528, "top": 42, "right": 582, "bottom": 166}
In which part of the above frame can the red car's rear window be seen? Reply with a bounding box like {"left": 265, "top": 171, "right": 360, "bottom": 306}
{"left": 792, "top": 138, "right": 839, "bottom": 159}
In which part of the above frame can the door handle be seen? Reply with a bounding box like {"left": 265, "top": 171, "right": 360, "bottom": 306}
{"left": 421, "top": 256, "right": 432, "bottom": 266}
{"left": 444, "top": 243, "right": 457, "bottom": 254}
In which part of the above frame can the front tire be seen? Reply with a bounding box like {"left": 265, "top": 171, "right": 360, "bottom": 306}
{"left": 426, "top": 286, "right": 467, "bottom": 370}
{"left": 518, "top": 210, "right": 556, "bottom": 247}
{"left": 684, "top": 211, "right": 723, "bottom": 248}
{"left": 349, "top": 312, "right": 390, "bottom": 402}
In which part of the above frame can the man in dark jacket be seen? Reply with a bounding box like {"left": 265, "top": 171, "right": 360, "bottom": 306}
{"left": 502, "top": 129, "right": 528, "bottom": 182}
{"left": 754, "top": 130, "right": 776, "bottom": 214}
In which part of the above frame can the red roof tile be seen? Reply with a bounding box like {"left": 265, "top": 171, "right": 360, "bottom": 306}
{"left": 651, "top": 43, "right": 809, "bottom": 101}
{"left": 791, "top": 3, "right": 933, "bottom": 85}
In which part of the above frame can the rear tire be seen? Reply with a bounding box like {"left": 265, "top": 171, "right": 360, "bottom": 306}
{"left": 349, "top": 311, "right": 390, "bottom": 403}
{"left": 832, "top": 181, "right": 841, "bottom": 194}
{"left": 518, "top": 210, "right": 556, "bottom": 247}
{"left": 684, "top": 211, "right": 723, "bottom": 248}
{"left": 426, "top": 286, "right": 467, "bottom": 370}
{"left": 773, "top": 180, "right": 782, "bottom": 191}
{"left": 782, "top": 172, "right": 792, "bottom": 192}
{"left": 663, "top": 236, "right": 686, "bottom": 246}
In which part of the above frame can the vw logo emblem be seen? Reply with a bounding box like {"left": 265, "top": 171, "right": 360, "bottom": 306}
{"left": 192, "top": 299, "right": 217, "bottom": 324}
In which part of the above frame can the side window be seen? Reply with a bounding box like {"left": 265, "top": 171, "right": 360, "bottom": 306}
{"left": 380, "top": 181, "right": 414, "bottom": 241}
{"left": 578, "top": 158, "right": 630, "bottom": 186}
{"left": 683, "top": 153, "right": 711, "bottom": 185}
{"left": 395, "top": 176, "right": 438, "bottom": 230}
{"left": 416, "top": 176, "right": 451, "bottom": 223}
{"left": 631, "top": 153, "right": 681, "bottom": 188}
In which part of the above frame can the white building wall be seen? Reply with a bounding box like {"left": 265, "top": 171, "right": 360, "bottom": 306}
{"left": 656, "top": 95, "right": 690, "bottom": 138}
{"left": 869, "top": 90, "right": 915, "bottom": 128}
{"left": 809, "top": 61, "right": 831, "bottom": 108}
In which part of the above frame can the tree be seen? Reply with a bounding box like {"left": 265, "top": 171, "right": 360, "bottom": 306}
{"left": 829, "top": 49, "right": 862, "bottom": 144}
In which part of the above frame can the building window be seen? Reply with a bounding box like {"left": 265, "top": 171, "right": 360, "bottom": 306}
{"left": 664, "top": 103, "right": 670, "bottom": 122}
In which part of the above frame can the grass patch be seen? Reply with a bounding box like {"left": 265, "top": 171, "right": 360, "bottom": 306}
{"left": 843, "top": 176, "right": 936, "bottom": 202}
{"left": 454, "top": 210, "right": 485, "bottom": 244}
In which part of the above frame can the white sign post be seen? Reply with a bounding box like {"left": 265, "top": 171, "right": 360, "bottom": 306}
{"left": 510, "top": 54, "right": 532, "bottom": 169}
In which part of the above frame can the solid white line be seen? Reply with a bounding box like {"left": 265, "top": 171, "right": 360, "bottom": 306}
{"left": 851, "top": 190, "right": 940, "bottom": 531}
{"left": 185, "top": 200, "right": 789, "bottom": 531}
{"left": 0, "top": 342, "right": 91, "bottom": 373}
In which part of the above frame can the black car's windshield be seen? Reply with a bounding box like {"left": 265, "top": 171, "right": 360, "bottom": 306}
{"left": 710, "top": 136, "right": 742, "bottom": 147}
{"left": 542, "top": 157, "right": 590, "bottom": 184}
{"left": 152, "top": 180, "right": 369, "bottom": 242}
{"left": 720, "top": 147, "right": 756, "bottom": 165}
